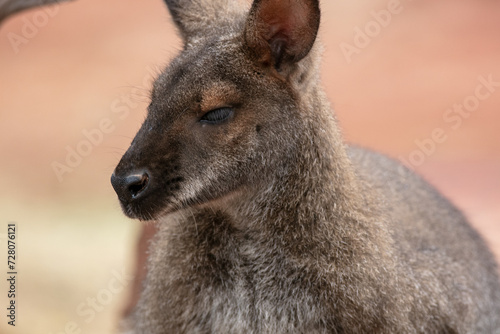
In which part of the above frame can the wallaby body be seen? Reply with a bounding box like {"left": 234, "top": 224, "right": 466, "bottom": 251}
{"left": 111, "top": 0, "right": 500, "bottom": 332}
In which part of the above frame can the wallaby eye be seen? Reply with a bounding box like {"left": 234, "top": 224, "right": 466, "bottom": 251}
{"left": 200, "top": 107, "right": 233, "bottom": 124}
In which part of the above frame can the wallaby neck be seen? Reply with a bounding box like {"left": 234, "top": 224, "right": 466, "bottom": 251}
{"left": 229, "top": 84, "right": 364, "bottom": 247}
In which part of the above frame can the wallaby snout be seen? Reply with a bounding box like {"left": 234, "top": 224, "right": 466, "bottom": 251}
{"left": 111, "top": 170, "right": 150, "bottom": 203}
{"left": 112, "top": 136, "right": 185, "bottom": 220}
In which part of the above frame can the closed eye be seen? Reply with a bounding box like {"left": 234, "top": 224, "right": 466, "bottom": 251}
{"left": 200, "top": 107, "right": 234, "bottom": 124}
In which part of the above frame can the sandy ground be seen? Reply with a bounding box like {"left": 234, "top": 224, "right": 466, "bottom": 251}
{"left": 0, "top": 0, "right": 499, "bottom": 333}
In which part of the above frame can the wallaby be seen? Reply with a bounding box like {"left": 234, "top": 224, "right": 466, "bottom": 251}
{"left": 111, "top": 0, "right": 500, "bottom": 332}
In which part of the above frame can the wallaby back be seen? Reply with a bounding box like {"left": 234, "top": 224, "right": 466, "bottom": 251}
{"left": 111, "top": 0, "right": 500, "bottom": 333}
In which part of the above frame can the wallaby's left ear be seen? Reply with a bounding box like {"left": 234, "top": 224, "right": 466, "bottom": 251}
{"left": 164, "top": 0, "right": 244, "bottom": 44}
{"left": 244, "top": 0, "right": 320, "bottom": 70}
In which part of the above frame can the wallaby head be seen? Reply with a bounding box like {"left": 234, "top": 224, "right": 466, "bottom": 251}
{"left": 111, "top": 0, "right": 325, "bottom": 221}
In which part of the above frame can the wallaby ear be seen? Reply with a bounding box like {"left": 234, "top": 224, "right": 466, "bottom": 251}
{"left": 164, "top": 0, "right": 244, "bottom": 43}
{"left": 244, "top": 0, "right": 320, "bottom": 70}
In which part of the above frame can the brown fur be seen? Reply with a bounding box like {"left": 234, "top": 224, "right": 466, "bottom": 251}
{"left": 111, "top": 0, "right": 500, "bottom": 332}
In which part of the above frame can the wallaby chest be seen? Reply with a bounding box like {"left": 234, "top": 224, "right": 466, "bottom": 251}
{"left": 143, "top": 211, "right": 331, "bottom": 333}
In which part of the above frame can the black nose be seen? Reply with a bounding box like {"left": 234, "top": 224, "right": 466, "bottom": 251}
{"left": 111, "top": 170, "right": 150, "bottom": 202}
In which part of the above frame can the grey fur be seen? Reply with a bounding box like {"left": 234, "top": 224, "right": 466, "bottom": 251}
{"left": 112, "top": 0, "right": 500, "bottom": 332}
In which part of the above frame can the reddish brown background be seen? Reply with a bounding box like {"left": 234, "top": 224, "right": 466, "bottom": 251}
{"left": 0, "top": 0, "right": 499, "bottom": 333}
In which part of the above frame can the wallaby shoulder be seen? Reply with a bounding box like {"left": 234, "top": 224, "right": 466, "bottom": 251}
{"left": 347, "top": 145, "right": 490, "bottom": 250}
{"left": 348, "top": 145, "right": 500, "bottom": 332}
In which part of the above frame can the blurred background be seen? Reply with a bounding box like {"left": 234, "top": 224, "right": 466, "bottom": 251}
{"left": 0, "top": 0, "right": 499, "bottom": 333}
